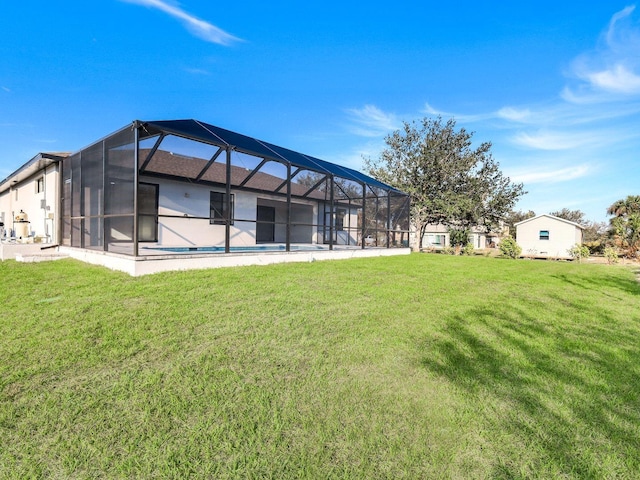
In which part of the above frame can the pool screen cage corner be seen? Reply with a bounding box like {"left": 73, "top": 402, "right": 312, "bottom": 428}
{"left": 60, "top": 119, "right": 410, "bottom": 256}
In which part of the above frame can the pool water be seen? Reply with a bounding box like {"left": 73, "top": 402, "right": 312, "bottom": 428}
{"left": 142, "top": 244, "right": 327, "bottom": 253}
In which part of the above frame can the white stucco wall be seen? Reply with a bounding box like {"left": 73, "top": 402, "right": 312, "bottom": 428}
{"left": 140, "top": 177, "right": 320, "bottom": 248}
{"left": 0, "top": 165, "right": 59, "bottom": 242}
{"left": 516, "top": 215, "right": 583, "bottom": 259}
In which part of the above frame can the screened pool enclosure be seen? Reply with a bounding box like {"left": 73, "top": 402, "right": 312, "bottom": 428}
{"left": 61, "top": 120, "right": 410, "bottom": 257}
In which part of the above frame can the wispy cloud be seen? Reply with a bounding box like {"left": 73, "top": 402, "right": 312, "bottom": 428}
{"left": 508, "top": 164, "right": 592, "bottom": 184}
{"left": 509, "top": 128, "right": 623, "bottom": 150}
{"left": 606, "top": 5, "right": 638, "bottom": 46}
{"left": 564, "top": 5, "right": 640, "bottom": 101}
{"left": 496, "top": 107, "right": 531, "bottom": 122}
{"left": 419, "top": 6, "right": 640, "bottom": 154}
{"left": 1, "top": 86, "right": 10, "bottom": 93}
{"left": 183, "top": 67, "right": 211, "bottom": 75}
{"left": 345, "top": 104, "right": 401, "bottom": 137}
{"left": 340, "top": 6, "right": 639, "bottom": 217}
{"left": 120, "top": 0, "right": 242, "bottom": 45}
{"left": 423, "top": 102, "right": 497, "bottom": 123}
{"left": 586, "top": 64, "right": 640, "bottom": 94}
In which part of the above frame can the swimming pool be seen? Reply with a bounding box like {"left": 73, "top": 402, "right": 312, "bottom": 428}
{"left": 142, "top": 244, "right": 328, "bottom": 254}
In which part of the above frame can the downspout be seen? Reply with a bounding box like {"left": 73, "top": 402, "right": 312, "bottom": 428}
{"left": 43, "top": 163, "right": 48, "bottom": 240}
{"left": 54, "top": 160, "right": 61, "bottom": 244}
{"left": 58, "top": 159, "right": 64, "bottom": 245}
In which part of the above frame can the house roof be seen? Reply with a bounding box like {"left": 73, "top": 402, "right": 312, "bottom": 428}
{"left": 140, "top": 119, "right": 403, "bottom": 194}
{"left": 422, "top": 223, "right": 503, "bottom": 235}
{"left": 514, "top": 214, "right": 585, "bottom": 230}
{"left": 140, "top": 149, "right": 332, "bottom": 201}
{"left": 0, "top": 152, "right": 70, "bottom": 194}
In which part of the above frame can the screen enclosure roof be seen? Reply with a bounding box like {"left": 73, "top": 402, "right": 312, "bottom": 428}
{"left": 140, "top": 119, "right": 404, "bottom": 194}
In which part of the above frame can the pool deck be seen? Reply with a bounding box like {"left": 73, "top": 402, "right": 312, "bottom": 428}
{"left": 0, "top": 242, "right": 61, "bottom": 261}
{"left": 139, "top": 244, "right": 329, "bottom": 255}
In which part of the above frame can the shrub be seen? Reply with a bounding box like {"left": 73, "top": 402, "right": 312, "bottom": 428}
{"left": 604, "top": 246, "right": 619, "bottom": 264}
{"left": 462, "top": 243, "right": 475, "bottom": 256}
{"left": 441, "top": 246, "right": 456, "bottom": 255}
{"left": 568, "top": 244, "right": 590, "bottom": 263}
{"left": 584, "top": 240, "right": 604, "bottom": 255}
{"left": 499, "top": 236, "right": 521, "bottom": 259}
{"left": 448, "top": 227, "right": 471, "bottom": 248}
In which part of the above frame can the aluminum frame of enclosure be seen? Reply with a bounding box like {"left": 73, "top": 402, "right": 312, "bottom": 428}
{"left": 60, "top": 119, "right": 410, "bottom": 256}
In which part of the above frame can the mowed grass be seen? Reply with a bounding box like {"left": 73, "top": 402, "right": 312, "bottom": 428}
{"left": 1, "top": 254, "right": 639, "bottom": 479}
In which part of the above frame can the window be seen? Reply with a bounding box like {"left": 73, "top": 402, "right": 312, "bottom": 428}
{"left": 210, "top": 191, "right": 234, "bottom": 225}
{"left": 427, "top": 234, "right": 445, "bottom": 246}
{"left": 336, "top": 209, "right": 346, "bottom": 231}
{"left": 138, "top": 183, "right": 158, "bottom": 242}
{"left": 539, "top": 230, "right": 550, "bottom": 240}
{"left": 36, "top": 177, "right": 44, "bottom": 193}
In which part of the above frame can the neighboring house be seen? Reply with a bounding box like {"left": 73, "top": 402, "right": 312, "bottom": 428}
{"left": 420, "top": 224, "right": 449, "bottom": 249}
{"left": 515, "top": 214, "right": 584, "bottom": 259}
{"left": 0, "top": 119, "right": 411, "bottom": 274}
{"left": 418, "top": 224, "right": 502, "bottom": 250}
{"left": 0, "top": 152, "right": 70, "bottom": 242}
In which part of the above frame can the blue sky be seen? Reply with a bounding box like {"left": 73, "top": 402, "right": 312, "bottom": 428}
{"left": 1, "top": 1, "right": 639, "bottom": 222}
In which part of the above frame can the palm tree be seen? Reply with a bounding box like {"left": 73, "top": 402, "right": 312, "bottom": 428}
{"left": 607, "top": 195, "right": 640, "bottom": 258}
{"left": 607, "top": 195, "right": 640, "bottom": 217}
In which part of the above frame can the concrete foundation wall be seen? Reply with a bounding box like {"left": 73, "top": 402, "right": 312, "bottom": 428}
{"left": 59, "top": 246, "right": 411, "bottom": 276}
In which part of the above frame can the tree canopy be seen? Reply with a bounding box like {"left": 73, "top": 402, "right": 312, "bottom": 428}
{"left": 364, "top": 117, "right": 525, "bottom": 250}
{"left": 607, "top": 195, "right": 640, "bottom": 258}
{"left": 549, "top": 208, "right": 587, "bottom": 226}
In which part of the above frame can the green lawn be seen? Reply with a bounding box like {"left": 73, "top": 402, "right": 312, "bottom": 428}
{"left": 1, "top": 254, "right": 639, "bottom": 479}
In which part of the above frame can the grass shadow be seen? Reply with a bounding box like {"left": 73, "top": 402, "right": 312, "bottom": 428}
{"left": 420, "top": 296, "right": 640, "bottom": 477}
{"left": 551, "top": 268, "right": 640, "bottom": 297}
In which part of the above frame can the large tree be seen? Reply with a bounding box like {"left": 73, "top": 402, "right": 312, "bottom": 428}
{"left": 364, "top": 117, "right": 524, "bottom": 250}
{"left": 550, "top": 208, "right": 587, "bottom": 225}
{"left": 607, "top": 195, "right": 640, "bottom": 258}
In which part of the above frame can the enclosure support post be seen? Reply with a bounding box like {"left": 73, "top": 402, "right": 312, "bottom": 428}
{"left": 361, "top": 183, "right": 366, "bottom": 249}
{"left": 329, "top": 176, "right": 335, "bottom": 250}
{"left": 133, "top": 122, "right": 140, "bottom": 257}
{"left": 286, "top": 163, "right": 291, "bottom": 252}
{"left": 101, "top": 140, "right": 106, "bottom": 252}
{"left": 225, "top": 148, "right": 231, "bottom": 254}
{"left": 387, "top": 193, "right": 391, "bottom": 248}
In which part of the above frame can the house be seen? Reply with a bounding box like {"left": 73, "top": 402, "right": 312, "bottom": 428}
{"left": 0, "top": 152, "right": 70, "bottom": 243}
{"left": 418, "top": 224, "right": 502, "bottom": 250}
{"left": 515, "top": 214, "right": 584, "bottom": 259}
{"left": 0, "top": 151, "right": 70, "bottom": 264}
{"left": 0, "top": 119, "right": 410, "bottom": 274}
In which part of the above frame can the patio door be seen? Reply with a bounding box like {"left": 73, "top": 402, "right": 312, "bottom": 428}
{"left": 138, "top": 183, "right": 158, "bottom": 242}
{"left": 256, "top": 205, "right": 275, "bottom": 243}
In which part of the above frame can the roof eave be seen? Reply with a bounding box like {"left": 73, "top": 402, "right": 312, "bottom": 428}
{"left": 0, "top": 152, "right": 70, "bottom": 194}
